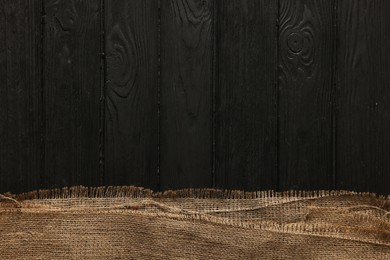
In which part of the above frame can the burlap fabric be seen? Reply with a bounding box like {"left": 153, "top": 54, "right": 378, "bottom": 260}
{"left": 0, "top": 186, "right": 389, "bottom": 259}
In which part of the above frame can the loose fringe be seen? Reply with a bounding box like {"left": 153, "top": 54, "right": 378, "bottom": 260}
{"left": 2, "top": 185, "right": 389, "bottom": 201}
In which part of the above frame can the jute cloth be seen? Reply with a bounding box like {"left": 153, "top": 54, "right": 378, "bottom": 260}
{"left": 0, "top": 186, "right": 389, "bottom": 259}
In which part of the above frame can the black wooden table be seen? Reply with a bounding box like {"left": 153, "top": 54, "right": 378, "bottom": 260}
{"left": 0, "top": 0, "right": 389, "bottom": 195}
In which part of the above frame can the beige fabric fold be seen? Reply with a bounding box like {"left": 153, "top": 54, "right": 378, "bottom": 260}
{"left": 0, "top": 186, "right": 389, "bottom": 259}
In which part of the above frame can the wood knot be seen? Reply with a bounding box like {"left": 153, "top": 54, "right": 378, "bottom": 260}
{"left": 287, "top": 32, "right": 303, "bottom": 53}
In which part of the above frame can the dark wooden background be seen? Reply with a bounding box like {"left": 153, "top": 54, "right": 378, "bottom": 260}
{"left": 1, "top": 0, "right": 389, "bottom": 195}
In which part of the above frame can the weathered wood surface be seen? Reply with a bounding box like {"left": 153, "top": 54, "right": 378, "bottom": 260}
{"left": 104, "top": 0, "right": 159, "bottom": 189}
{"left": 278, "top": 0, "right": 335, "bottom": 191}
{"left": 0, "top": 0, "right": 42, "bottom": 193}
{"left": 0, "top": 0, "right": 389, "bottom": 195}
{"left": 43, "top": 0, "right": 101, "bottom": 188}
{"left": 336, "top": 0, "right": 390, "bottom": 194}
{"left": 160, "top": 0, "right": 214, "bottom": 189}
{"left": 215, "top": 0, "right": 278, "bottom": 191}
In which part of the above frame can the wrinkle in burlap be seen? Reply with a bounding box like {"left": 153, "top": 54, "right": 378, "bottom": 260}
{"left": 0, "top": 186, "right": 389, "bottom": 259}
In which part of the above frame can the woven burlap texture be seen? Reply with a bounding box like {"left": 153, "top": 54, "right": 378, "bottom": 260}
{"left": 0, "top": 186, "right": 389, "bottom": 259}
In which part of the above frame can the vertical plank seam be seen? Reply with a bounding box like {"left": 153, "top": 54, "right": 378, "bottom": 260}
{"left": 99, "top": 0, "right": 106, "bottom": 186}
{"left": 3, "top": 0, "right": 9, "bottom": 192}
{"left": 276, "top": 0, "right": 280, "bottom": 191}
{"left": 27, "top": 0, "right": 31, "bottom": 190}
{"left": 332, "top": 0, "right": 339, "bottom": 190}
{"left": 211, "top": 0, "right": 217, "bottom": 188}
{"left": 40, "top": 0, "right": 46, "bottom": 189}
{"left": 157, "top": 0, "right": 161, "bottom": 191}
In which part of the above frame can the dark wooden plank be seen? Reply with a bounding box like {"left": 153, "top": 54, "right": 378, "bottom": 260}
{"left": 43, "top": 0, "right": 101, "bottom": 188}
{"left": 160, "top": 0, "right": 214, "bottom": 189}
{"left": 336, "top": 0, "right": 390, "bottom": 195}
{"left": 278, "top": 0, "right": 335, "bottom": 190}
{"left": 0, "top": 0, "right": 42, "bottom": 194}
{"left": 105, "top": 0, "right": 159, "bottom": 188}
{"left": 215, "top": 0, "right": 278, "bottom": 190}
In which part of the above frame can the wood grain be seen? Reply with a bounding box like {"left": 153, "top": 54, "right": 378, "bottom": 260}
{"left": 336, "top": 0, "right": 390, "bottom": 194}
{"left": 43, "top": 0, "right": 101, "bottom": 188}
{"left": 105, "top": 0, "right": 159, "bottom": 188}
{"left": 278, "top": 0, "right": 335, "bottom": 190}
{"left": 215, "top": 0, "right": 278, "bottom": 190}
{"left": 160, "top": 0, "right": 214, "bottom": 189}
{"left": 0, "top": 0, "right": 43, "bottom": 193}
{"left": 0, "top": 1, "right": 389, "bottom": 195}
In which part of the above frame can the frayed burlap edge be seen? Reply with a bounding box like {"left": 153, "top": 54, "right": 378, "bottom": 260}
{"left": 3, "top": 185, "right": 389, "bottom": 200}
